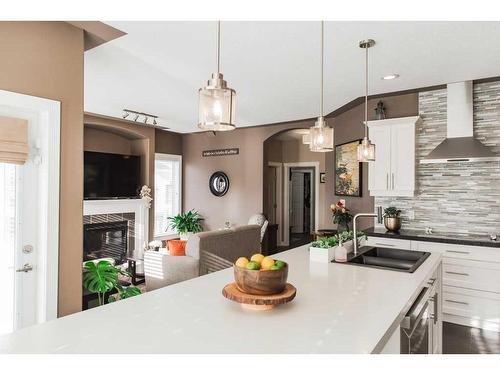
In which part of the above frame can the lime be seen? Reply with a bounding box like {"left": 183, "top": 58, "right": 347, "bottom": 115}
{"left": 245, "top": 261, "right": 261, "bottom": 270}
{"left": 274, "top": 260, "right": 286, "bottom": 269}
{"left": 269, "top": 264, "right": 280, "bottom": 270}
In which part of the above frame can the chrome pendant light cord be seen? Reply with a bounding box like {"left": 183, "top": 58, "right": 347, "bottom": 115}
{"left": 217, "top": 21, "right": 221, "bottom": 74}
{"left": 364, "top": 42, "right": 368, "bottom": 138}
{"left": 320, "top": 21, "right": 324, "bottom": 119}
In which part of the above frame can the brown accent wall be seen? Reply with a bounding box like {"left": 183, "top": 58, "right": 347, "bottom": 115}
{"left": 325, "top": 93, "right": 419, "bottom": 230}
{"left": 155, "top": 128, "right": 183, "bottom": 156}
{"left": 0, "top": 21, "right": 85, "bottom": 316}
{"left": 183, "top": 93, "right": 418, "bottom": 232}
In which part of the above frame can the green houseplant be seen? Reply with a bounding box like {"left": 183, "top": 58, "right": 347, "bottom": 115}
{"left": 83, "top": 260, "right": 141, "bottom": 306}
{"left": 167, "top": 209, "right": 203, "bottom": 240}
{"left": 383, "top": 206, "right": 402, "bottom": 232}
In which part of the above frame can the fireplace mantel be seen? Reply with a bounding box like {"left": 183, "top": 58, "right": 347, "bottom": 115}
{"left": 83, "top": 199, "right": 149, "bottom": 258}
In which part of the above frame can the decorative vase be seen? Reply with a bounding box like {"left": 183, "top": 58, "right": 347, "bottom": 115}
{"left": 384, "top": 217, "right": 402, "bottom": 232}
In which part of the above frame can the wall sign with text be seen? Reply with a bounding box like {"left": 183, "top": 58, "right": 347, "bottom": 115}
{"left": 202, "top": 148, "right": 239, "bottom": 157}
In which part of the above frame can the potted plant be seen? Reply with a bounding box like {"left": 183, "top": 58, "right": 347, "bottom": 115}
{"left": 331, "top": 201, "right": 353, "bottom": 232}
{"left": 167, "top": 209, "right": 203, "bottom": 240}
{"left": 309, "top": 236, "right": 338, "bottom": 263}
{"left": 383, "top": 206, "right": 402, "bottom": 232}
{"left": 337, "top": 230, "right": 366, "bottom": 253}
{"left": 82, "top": 260, "right": 141, "bottom": 306}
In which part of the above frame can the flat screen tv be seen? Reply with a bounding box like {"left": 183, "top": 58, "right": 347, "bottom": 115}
{"left": 84, "top": 151, "right": 141, "bottom": 199}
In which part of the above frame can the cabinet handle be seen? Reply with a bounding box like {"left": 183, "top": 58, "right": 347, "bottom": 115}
{"left": 427, "top": 278, "right": 436, "bottom": 286}
{"left": 445, "top": 250, "right": 470, "bottom": 255}
{"left": 391, "top": 173, "right": 395, "bottom": 189}
{"left": 445, "top": 299, "right": 469, "bottom": 306}
{"left": 386, "top": 173, "right": 389, "bottom": 189}
{"left": 375, "top": 242, "right": 395, "bottom": 247}
{"left": 433, "top": 293, "right": 438, "bottom": 325}
{"left": 445, "top": 271, "right": 469, "bottom": 276}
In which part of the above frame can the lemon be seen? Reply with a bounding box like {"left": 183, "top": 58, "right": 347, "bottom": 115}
{"left": 245, "top": 261, "right": 261, "bottom": 270}
{"left": 274, "top": 260, "right": 286, "bottom": 269}
{"left": 235, "top": 257, "right": 249, "bottom": 268}
{"left": 250, "top": 253, "right": 265, "bottom": 264}
{"left": 261, "top": 257, "right": 275, "bottom": 270}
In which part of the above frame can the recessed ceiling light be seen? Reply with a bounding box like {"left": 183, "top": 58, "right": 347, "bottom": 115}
{"left": 382, "top": 74, "right": 399, "bottom": 80}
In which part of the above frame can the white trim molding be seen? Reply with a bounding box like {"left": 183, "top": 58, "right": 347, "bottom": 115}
{"left": 0, "top": 89, "right": 60, "bottom": 324}
{"left": 283, "top": 161, "right": 320, "bottom": 246}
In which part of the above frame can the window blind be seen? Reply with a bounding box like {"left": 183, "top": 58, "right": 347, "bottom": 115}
{"left": 0, "top": 116, "right": 29, "bottom": 165}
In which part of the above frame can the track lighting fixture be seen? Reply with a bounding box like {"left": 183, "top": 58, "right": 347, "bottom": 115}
{"left": 122, "top": 109, "right": 163, "bottom": 129}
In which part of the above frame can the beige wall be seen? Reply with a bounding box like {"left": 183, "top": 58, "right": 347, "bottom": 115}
{"left": 0, "top": 22, "right": 85, "bottom": 316}
{"left": 183, "top": 93, "right": 418, "bottom": 233}
{"left": 84, "top": 127, "right": 133, "bottom": 155}
{"left": 263, "top": 135, "right": 328, "bottom": 228}
{"left": 182, "top": 121, "right": 312, "bottom": 230}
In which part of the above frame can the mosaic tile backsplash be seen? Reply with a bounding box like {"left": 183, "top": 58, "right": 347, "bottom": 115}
{"left": 375, "top": 81, "right": 500, "bottom": 236}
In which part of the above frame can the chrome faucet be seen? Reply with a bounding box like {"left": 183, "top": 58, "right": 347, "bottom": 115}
{"left": 353, "top": 207, "right": 383, "bottom": 256}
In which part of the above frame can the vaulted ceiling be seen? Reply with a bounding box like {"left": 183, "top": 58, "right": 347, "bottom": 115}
{"left": 84, "top": 21, "right": 500, "bottom": 133}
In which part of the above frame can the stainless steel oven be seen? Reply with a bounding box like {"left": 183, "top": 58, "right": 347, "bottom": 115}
{"left": 400, "top": 286, "right": 433, "bottom": 354}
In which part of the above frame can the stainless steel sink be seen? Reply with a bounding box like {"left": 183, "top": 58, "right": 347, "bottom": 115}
{"left": 332, "top": 246, "right": 431, "bottom": 273}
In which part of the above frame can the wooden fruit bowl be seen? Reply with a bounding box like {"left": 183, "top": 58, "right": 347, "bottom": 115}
{"left": 223, "top": 282, "right": 296, "bottom": 310}
{"left": 233, "top": 263, "right": 288, "bottom": 295}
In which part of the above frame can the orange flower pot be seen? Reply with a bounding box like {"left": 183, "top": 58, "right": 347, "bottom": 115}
{"left": 167, "top": 240, "right": 187, "bottom": 256}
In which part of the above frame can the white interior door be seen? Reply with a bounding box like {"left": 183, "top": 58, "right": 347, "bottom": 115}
{"left": 0, "top": 134, "right": 40, "bottom": 335}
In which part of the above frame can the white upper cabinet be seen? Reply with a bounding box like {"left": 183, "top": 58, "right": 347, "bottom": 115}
{"left": 367, "top": 116, "right": 420, "bottom": 197}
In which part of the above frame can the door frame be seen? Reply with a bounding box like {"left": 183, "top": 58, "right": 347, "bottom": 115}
{"left": 267, "top": 162, "right": 284, "bottom": 245}
{"left": 283, "top": 161, "right": 320, "bottom": 247}
{"left": 0, "top": 89, "right": 60, "bottom": 324}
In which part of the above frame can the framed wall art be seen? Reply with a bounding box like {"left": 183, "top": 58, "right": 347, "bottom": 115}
{"left": 335, "top": 140, "right": 362, "bottom": 197}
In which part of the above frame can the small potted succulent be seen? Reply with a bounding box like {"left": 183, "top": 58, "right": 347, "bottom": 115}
{"left": 167, "top": 209, "right": 203, "bottom": 240}
{"left": 337, "top": 230, "right": 366, "bottom": 254}
{"left": 309, "top": 236, "right": 339, "bottom": 263}
{"left": 383, "top": 206, "right": 402, "bottom": 232}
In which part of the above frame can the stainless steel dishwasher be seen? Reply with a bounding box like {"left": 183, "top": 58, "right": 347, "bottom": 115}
{"left": 400, "top": 269, "right": 440, "bottom": 354}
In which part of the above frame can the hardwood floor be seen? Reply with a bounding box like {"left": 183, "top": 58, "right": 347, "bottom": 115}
{"left": 443, "top": 322, "right": 500, "bottom": 354}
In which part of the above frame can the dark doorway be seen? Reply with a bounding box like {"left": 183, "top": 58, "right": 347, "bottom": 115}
{"left": 289, "top": 167, "right": 314, "bottom": 247}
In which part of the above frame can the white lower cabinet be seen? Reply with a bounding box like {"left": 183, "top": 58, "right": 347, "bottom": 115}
{"left": 404, "top": 239, "right": 500, "bottom": 332}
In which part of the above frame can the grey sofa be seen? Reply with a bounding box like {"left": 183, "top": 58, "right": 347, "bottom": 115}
{"left": 144, "top": 225, "right": 261, "bottom": 291}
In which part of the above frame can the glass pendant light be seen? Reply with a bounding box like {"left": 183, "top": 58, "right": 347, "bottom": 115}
{"left": 357, "top": 39, "right": 376, "bottom": 162}
{"left": 309, "top": 21, "right": 334, "bottom": 153}
{"left": 198, "top": 21, "right": 236, "bottom": 131}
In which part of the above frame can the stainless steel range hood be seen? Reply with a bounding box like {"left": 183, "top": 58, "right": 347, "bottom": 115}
{"left": 420, "top": 81, "right": 500, "bottom": 164}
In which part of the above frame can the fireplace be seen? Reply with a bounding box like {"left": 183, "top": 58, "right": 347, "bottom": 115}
{"left": 83, "top": 220, "right": 129, "bottom": 265}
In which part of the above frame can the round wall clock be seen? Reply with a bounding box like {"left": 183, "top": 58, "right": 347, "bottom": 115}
{"left": 209, "top": 171, "right": 230, "bottom": 197}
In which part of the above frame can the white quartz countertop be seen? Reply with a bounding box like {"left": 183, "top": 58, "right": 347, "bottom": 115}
{"left": 0, "top": 245, "right": 441, "bottom": 354}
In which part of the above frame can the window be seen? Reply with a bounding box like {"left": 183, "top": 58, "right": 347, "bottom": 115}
{"left": 154, "top": 154, "right": 182, "bottom": 238}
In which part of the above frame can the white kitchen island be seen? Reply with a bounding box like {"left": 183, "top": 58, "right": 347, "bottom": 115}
{"left": 0, "top": 244, "right": 441, "bottom": 354}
